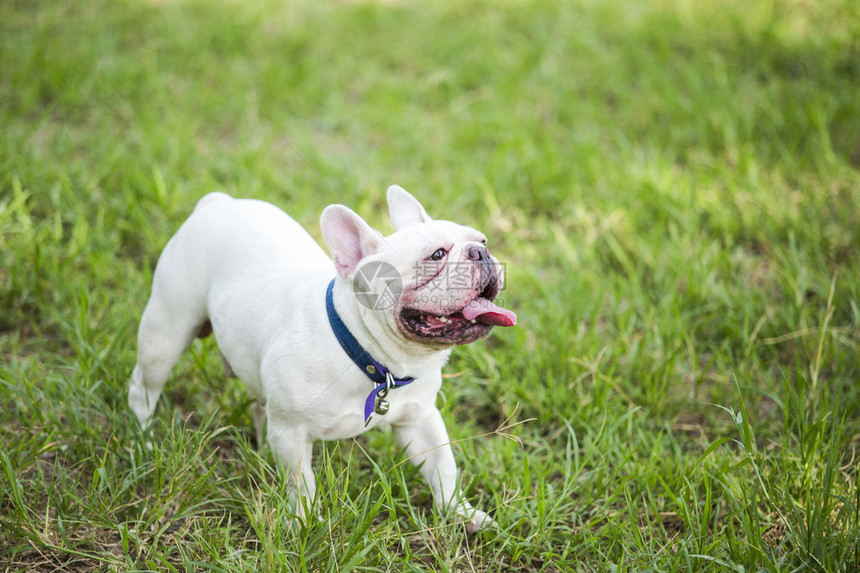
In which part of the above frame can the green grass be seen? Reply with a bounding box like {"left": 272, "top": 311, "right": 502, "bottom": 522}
{"left": 2, "top": 0, "right": 859, "bottom": 570}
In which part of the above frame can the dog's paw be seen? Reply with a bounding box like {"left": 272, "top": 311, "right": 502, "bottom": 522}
{"left": 456, "top": 505, "right": 496, "bottom": 534}
{"left": 466, "top": 509, "right": 496, "bottom": 534}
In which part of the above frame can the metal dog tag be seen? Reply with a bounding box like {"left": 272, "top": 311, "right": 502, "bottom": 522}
{"left": 375, "top": 398, "right": 390, "bottom": 415}
{"left": 373, "top": 372, "right": 395, "bottom": 416}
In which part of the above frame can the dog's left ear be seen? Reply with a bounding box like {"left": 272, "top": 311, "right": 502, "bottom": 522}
{"left": 387, "top": 185, "right": 432, "bottom": 231}
{"left": 320, "top": 205, "right": 386, "bottom": 277}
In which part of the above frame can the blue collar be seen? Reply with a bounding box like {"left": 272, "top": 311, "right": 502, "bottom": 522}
{"left": 325, "top": 279, "right": 414, "bottom": 424}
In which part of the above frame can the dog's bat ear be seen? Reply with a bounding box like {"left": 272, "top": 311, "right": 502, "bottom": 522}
{"left": 320, "top": 205, "right": 385, "bottom": 277}
{"left": 387, "top": 185, "right": 432, "bottom": 230}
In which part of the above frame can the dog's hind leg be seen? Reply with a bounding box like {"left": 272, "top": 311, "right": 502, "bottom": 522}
{"left": 128, "top": 295, "right": 206, "bottom": 429}
{"left": 249, "top": 398, "right": 266, "bottom": 448}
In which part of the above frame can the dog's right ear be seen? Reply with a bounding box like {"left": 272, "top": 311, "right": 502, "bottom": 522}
{"left": 320, "top": 205, "right": 386, "bottom": 278}
{"left": 387, "top": 185, "right": 432, "bottom": 231}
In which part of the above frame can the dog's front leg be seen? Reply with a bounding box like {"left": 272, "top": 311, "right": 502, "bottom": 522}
{"left": 268, "top": 423, "right": 316, "bottom": 521}
{"left": 393, "top": 408, "right": 494, "bottom": 532}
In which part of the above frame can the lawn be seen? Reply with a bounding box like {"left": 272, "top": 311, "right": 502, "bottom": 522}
{"left": 1, "top": 0, "right": 859, "bottom": 570}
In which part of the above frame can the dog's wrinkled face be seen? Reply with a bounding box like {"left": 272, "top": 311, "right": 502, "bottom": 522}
{"left": 320, "top": 186, "right": 516, "bottom": 348}
{"left": 390, "top": 221, "right": 514, "bottom": 345}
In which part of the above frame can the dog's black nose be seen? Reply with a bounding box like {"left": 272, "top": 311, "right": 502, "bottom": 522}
{"left": 468, "top": 245, "right": 489, "bottom": 262}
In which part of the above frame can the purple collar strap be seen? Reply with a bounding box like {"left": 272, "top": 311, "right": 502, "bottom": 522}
{"left": 326, "top": 279, "right": 415, "bottom": 424}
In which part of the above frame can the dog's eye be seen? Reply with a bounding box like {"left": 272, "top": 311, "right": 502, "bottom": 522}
{"left": 428, "top": 248, "right": 447, "bottom": 261}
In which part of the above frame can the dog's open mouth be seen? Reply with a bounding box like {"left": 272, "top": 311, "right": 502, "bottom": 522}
{"left": 398, "top": 282, "right": 517, "bottom": 345}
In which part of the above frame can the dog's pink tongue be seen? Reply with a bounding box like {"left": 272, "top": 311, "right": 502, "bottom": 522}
{"left": 462, "top": 298, "right": 517, "bottom": 327}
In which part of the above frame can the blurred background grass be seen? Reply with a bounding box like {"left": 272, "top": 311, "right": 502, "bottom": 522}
{"left": 1, "top": 0, "right": 859, "bottom": 570}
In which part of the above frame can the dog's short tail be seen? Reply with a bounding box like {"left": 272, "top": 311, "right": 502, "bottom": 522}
{"left": 194, "top": 191, "right": 233, "bottom": 212}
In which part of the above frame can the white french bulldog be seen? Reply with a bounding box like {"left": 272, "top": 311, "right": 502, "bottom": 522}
{"left": 128, "top": 186, "right": 516, "bottom": 532}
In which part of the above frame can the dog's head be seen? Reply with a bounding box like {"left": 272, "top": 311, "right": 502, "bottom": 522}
{"left": 321, "top": 186, "right": 516, "bottom": 347}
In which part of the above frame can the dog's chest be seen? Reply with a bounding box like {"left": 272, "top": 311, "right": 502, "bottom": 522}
{"left": 313, "top": 388, "right": 426, "bottom": 440}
